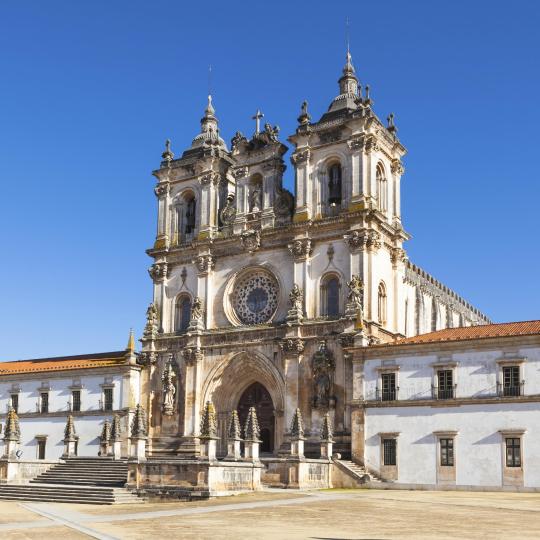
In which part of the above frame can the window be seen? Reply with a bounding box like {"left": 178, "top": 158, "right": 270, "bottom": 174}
{"left": 383, "top": 439, "right": 397, "bottom": 466}
{"left": 327, "top": 164, "right": 342, "bottom": 207}
{"left": 72, "top": 390, "right": 81, "bottom": 412}
{"left": 175, "top": 295, "right": 192, "bottom": 333}
{"left": 10, "top": 394, "right": 18, "bottom": 413}
{"left": 248, "top": 175, "right": 263, "bottom": 213}
{"left": 377, "top": 282, "right": 387, "bottom": 325}
{"left": 502, "top": 366, "right": 521, "bottom": 397}
{"left": 440, "top": 438, "right": 454, "bottom": 466}
{"left": 376, "top": 163, "right": 387, "bottom": 212}
{"left": 381, "top": 372, "right": 397, "bottom": 401}
{"left": 505, "top": 438, "right": 521, "bottom": 467}
{"left": 321, "top": 275, "right": 340, "bottom": 318}
{"left": 103, "top": 388, "right": 113, "bottom": 411}
{"left": 437, "top": 370, "right": 454, "bottom": 399}
{"left": 184, "top": 196, "right": 196, "bottom": 235}
{"left": 37, "top": 439, "right": 46, "bottom": 460}
{"left": 40, "top": 392, "right": 49, "bottom": 414}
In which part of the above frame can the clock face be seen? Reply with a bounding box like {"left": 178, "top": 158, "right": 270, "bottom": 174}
{"left": 232, "top": 270, "right": 279, "bottom": 325}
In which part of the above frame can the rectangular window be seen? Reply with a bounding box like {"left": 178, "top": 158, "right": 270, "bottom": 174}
{"left": 383, "top": 438, "right": 397, "bottom": 466}
{"left": 503, "top": 366, "right": 521, "bottom": 396}
{"left": 10, "top": 394, "right": 19, "bottom": 413}
{"left": 40, "top": 392, "right": 49, "bottom": 414}
{"left": 506, "top": 438, "right": 521, "bottom": 467}
{"left": 103, "top": 388, "right": 113, "bottom": 411}
{"left": 437, "top": 370, "right": 454, "bottom": 399}
{"left": 381, "top": 373, "right": 397, "bottom": 401}
{"left": 72, "top": 390, "right": 81, "bottom": 412}
{"left": 440, "top": 438, "right": 454, "bottom": 466}
{"left": 37, "top": 439, "right": 46, "bottom": 460}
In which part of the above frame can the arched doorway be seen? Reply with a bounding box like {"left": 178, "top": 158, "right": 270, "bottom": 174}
{"left": 237, "top": 382, "right": 275, "bottom": 454}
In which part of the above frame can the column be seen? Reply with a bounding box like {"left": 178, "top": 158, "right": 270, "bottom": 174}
{"left": 198, "top": 171, "right": 219, "bottom": 240}
{"left": 292, "top": 149, "right": 311, "bottom": 222}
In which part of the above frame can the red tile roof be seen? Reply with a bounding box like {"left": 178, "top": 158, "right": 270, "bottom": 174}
{"left": 0, "top": 351, "right": 128, "bottom": 375}
{"left": 392, "top": 320, "right": 540, "bottom": 346}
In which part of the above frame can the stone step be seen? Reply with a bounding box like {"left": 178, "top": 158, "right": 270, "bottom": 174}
{"left": 0, "top": 483, "right": 142, "bottom": 504}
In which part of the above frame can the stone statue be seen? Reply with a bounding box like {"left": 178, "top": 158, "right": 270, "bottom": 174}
{"left": 345, "top": 275, "right": 364, "bottom": 323}
{"left": 162, "top": 355, "right": 176, "bottom": 416}
{"left": 250, "top": 186, "right": 262, "bottom": 213}
{"left": 286, "top": 284, "right": 304, "bottom": 325}
{"left": 312, "top": 341, "right": 335, "bottom": 409}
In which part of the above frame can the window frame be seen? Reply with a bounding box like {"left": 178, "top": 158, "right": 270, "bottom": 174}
{"left": 71, "top": 389, "right": 81, "bottom": 412}
{"left": 496, "top": 359, "right": 525, "bottom": 398}
{"left": 431, "top": 361, "right": 458, "bottom": 400}
{"left": 40, "top": 391, "right": 49, "bottom": 414}
{"left": 377, "top": 281, "right": 387, "bottom": 325}
{"left": 320, "top": 273, "right": 341, "bottom": 319}
{"left": 174, "top": 294, "right": 192, "bottom": 333}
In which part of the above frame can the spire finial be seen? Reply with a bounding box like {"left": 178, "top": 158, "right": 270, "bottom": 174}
{"left": 126, "top": 328, "right": 135, "bottom": 352}
{"left": 161, "top": 139, "right": 174, "bottom": 162}
{"left": 346, "top": 16, "right": 350, "bottom": 56}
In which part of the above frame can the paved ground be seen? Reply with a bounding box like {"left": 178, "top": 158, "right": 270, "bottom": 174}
{"left": 0, "top": 489, "right": 539, "bottom": 539}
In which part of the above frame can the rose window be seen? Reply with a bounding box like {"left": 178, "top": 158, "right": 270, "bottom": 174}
{"left": 232, "top": 271, "right": 279, "bottom": 325}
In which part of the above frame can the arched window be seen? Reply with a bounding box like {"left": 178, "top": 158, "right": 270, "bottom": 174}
{"left": 321, "top": 274, "right": 340, "bottom": 318}
{"left": 327, "top": 163, "right": 342, "bottom": 207}
{"left": 376, "top": 163, "right": 387, "bottom": 212}
{"left": 184, "top": 195, "right": 196, "bottom": 235}
{"left": 378, "top": 281, "right": 387, "bottom": 325}
{"left": 174, "top": 192, "right": 197, "bottom": 244}
{"left": 174, "top": 295, "right": 192, "bottom": 333}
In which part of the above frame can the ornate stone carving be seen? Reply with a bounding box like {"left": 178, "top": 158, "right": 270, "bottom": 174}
{"left": 391, "top": 158, "right": 405, "bottom": 176}
{"left": 64, "top": 414, "right": 76, "bottom": 442}
{"left": 219, "top": 194, "right": 236, "bottom": 225}
{"left": 187, "top": 297, "right": 204, "bottom": 331}
{"left": 199, "top": 172, "right": 220, "bottom": 186}
{"left": 243, "top": 406, "right": 261, "bottom": 442}
{"left": 232, "top": 166, "right": 248, "bottom": 179}
{"left": 148, "top": 262, "right": 168, "bottom": 282}
{"left": 297, "top": 100, "right": 311, "bottom": 125}
{"left": 231, "top": 131, "right": 248, "bottom": 150}
{"left": 319, "top": 129, "right": 342, "bottom": 144}
{"left": 320, "top": 412, "right": 334, "bottom": 442}
{"left": 161, "top": 139, "right": 174, "bottom": 163}
{"left": 368, "top": 335, "right": 381, "bottom": 346}
{"left": 143, "top": 303, "right": 159, "bottom": 340}
{"left": 154, "top": 183, "right": 170, "bottom": 198}
{"left": 137, "top": 351, "right": 156, "bottom": 366}
{"left": 195, "top": 255, "right": 215, "bottom": 274}
{"left": 287, "top": 238, "right": 313, "bottom": 261}
{"left": 111, "top": 414, "right": 122, "bottom": 441}
{"left": 345, "top": 275, "right": 364, "bottom": 322}
{"left": 339, "top": 333, "right": 355, "bottom": 348}
{"left": 345, "top": 230, "right": 367, "bottom": 251}
{"left": 367, "top": 231, "right": 382, "bottom": 251}
{"left": 161, "top": 355, "right": 177, "bottom": 416}
{"left": 312, "top": 341, "right": 335, "bottom": 410}
{"left": 279, "top": 338, "right": 305, "bottom": 354}
{"left": 364, "top": 134, "right": 380, "bottom": 154}
{"left": 390, "top": 247, "right": 407, "bottom": 265}
{"left": 232, "top": 270, "right": 279, "bottom": 325}
{"left": 274, "top": 189, "right": 293, "bottom": 217}
{"left": 182, "top": 347, "right": 203, "bottom": 366}
{"left": 286, "top": 284, "right": 304, "bottom": 324}
{"left": 291, "top": 149, "right": 310, "bottom": 164}
{"left": 240, "top": 229, "right": 261, "bottom": 253}
{"left": 227, "top": 410, "right": 242, "bottom": 440}
{"left": 347, "top": 136, "right": 364, "bottom": 150}
{"left": 260, "top": 122, "right": 280, "bottom": 143}
{"left": 290, "top": 408, "right": 305, "bottom": 439}
{"left": 131, "top": 404, "right": 148, "bottom": 438}
{"left": 100, "top": 419, "right": 111, "bottom": 444}
{"left": 3, "top": 408, "right": 20, "bottom": 441}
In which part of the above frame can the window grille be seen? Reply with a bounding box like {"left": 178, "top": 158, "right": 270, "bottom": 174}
{"left": 505, "top": 438, "right": 521, "bottom": 467}
{"left": 104, "top": 388, "right": 114, "bottom": 411}
{"left": 72, "top": 390, "right": 81, "bottom": 412}
{"left": 381, "top": 373, "right": 397, "bottom": 401}
{"left": 40, "top": 392, "right": 49, "bottom": 414}
{"left": 383, "top": 438, "right": 397, "bottom": 466}
{"left": 10, "top": 394, "right": 18, "bottom": 413}
{"left": 440, "top": 438, "right": 454, "bottom": 466}
{"left": 437, "top": 370, "right": 454, "bottom": 399}
{"left": 502, "top": 366, "right": 521, "bottom": 397}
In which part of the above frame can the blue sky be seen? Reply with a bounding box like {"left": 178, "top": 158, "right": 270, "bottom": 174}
{"left": 0, "top": 1, "right": 538, "bottom": 360}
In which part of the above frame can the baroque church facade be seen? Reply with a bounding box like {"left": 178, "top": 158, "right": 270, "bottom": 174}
{"left": 140, "top": 52, "right": 490, "bottom": 459}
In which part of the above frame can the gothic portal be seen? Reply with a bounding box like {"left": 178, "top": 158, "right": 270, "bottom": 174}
{"left": 139, "top": 51, "right": 490, "bottom": 458}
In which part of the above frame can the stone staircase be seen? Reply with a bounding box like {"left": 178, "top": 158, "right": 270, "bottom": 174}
{"left": 335, "top": 459, "right": 384, "bottom": 486}
{"left": 0, "top": 457, "right": 143, "bottom": 504}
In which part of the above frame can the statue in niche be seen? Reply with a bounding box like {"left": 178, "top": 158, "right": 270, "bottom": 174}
{"left": 312, "top": 341, "right": 335, "bottom": 409}
{"left": 249, "top": 186, "right": 262, "bottom": 213}
{"left": 162, "top": 355, "right": 177, "bottom": 416}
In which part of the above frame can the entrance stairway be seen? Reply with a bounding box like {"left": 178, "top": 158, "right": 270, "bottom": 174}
{"left": 0, "top": 457, "right": 143, "bottom": 504}
{"left": 335, "top": 459, "right": 384, "bottom": 485}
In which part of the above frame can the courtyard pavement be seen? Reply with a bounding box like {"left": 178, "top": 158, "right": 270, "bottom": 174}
{"left": 0, "top": 489, "right": 539, "bottom": 539}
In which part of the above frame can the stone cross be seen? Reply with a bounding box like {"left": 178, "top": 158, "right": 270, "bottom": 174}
{"left": 252, "top": 109, "right": 264, "bottom": 135}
